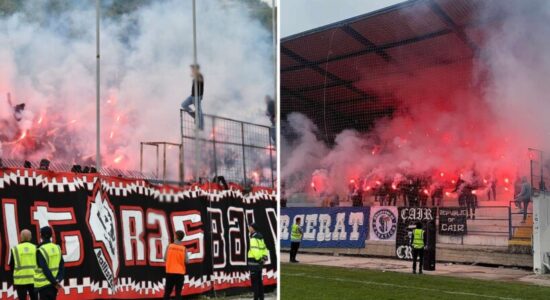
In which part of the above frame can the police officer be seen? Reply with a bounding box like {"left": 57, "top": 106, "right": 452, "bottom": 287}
{"left": 35, "top": 226, "right": 64, "bottom": 300}
{"left": 248, "top": 223, "right": 269, "bottom": 300}
{"left": 290, "top": 217, "right": 303, "bottom": 263}
{"left": 9, "top": 229, "right": 37, "bottom": 300}
{"left": 411, "top": 222, "right": 427, "bottom": 274}
{"left": 163, "top": 230, "right": 189, "bottom": 300}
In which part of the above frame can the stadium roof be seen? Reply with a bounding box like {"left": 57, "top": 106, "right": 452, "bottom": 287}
{"left": 280, "top": 0, "right": 538, "bottom": 141}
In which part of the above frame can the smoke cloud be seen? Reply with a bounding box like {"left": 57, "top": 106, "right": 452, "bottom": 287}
{"left": 281, "top": 1, "right": 550, "bottom": 200}
{"left": 0, "top": 0, "right": 274, "bottom": 174}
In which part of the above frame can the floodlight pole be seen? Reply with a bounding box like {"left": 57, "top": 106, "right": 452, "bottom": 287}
{"left": 95, "top": 0, "right": 101, "bottom": 170}
{"left": 192, "top": 0, "right": 200, "bottom": 182}
{"left": 272, "top": 0, "right": 277, "bottom": 101}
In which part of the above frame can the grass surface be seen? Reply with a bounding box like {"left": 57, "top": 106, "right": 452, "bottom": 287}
{"left": 281, "top": 263, "right": 550, "bottom": 300}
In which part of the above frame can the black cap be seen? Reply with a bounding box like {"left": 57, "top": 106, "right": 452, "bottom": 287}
{"left": 249, "top": 223, "right": 259, "bottom": 231}
{"left": 40, "top": 226, "right": 52, "bottom": 238}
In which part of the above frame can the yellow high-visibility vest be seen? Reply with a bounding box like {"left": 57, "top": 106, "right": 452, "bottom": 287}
{"left": 248, "top": 236, "right": 268, "bottom": 262}
{"left": 11, "top": 242, "right": 37, "bottom": 285}
{"left": 34, "top": 243, "right": 61, "bottom": 288}
{"left": 412, "top": 229, "right": 425, "bottom": 249}
{"left": 291, "top": 224, "right": 302, "bottom": 242}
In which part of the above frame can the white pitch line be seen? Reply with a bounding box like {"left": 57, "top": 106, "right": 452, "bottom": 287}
{"left": 285, "top": 272, "right": 523, "bottom": 300}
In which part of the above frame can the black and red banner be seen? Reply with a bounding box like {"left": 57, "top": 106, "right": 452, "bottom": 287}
{"left": 0, "top": 168, "right": 277, "bottom": 299}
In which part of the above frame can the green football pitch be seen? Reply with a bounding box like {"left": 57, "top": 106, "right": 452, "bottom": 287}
{"left": 281, "top": 263, "right": 550, "bottom": 300}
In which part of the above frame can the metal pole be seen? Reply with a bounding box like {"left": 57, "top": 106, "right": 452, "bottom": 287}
{"left": 192, "top": 0, "right": 200, "bottom": 182}
{"left": 212, "top": 116, "right": 218, "bottom": 178}
{"left": 268, "top": 129, "right": 274, "bottom": 189}
{"left": 163, "top": 144, "right": 167, "bottom": 183}
{"left": 179, "top": 144, "right": 184, "bottom": 185}
{"left": 272, "top": 0, "right": 277, "bottom": 101}
{"left": 140, "top": 142, "right": 143, "bottom": 173}
{"left": 180, "top": 110, "right": 185, "bottom": 182}
{"left": 156, "top": 145, "right": 160, "bottom": 179}
{"left": 241, "top": 123, "right": 247, "bottom": 187}
{"left": 95, "top": 0, "right": 101, "bottom": 170}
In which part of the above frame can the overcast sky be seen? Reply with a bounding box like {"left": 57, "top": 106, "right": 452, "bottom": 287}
{"left": 281, "top": 0, "right": 406, "bottom": 38}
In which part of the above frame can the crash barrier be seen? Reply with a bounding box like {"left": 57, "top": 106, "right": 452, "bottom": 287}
{"left": 0, "top": 167, "right": 277, "bottom": 299}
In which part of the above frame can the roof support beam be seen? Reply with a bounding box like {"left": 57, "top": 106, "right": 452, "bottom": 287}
{"left": 340, "top": 25, "right": 393, "bottom": 62}
{"left": 281, "top": 46, "right": 377, "bottom": 101}
{"left": 282, "top": 28, "right": 453, "bottom": 72}
{"left": 427, "top": 0, "right": 479, "bottom": 53}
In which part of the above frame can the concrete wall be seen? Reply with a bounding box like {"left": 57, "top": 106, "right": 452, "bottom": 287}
{"left": 283, "top": 240, "right": 532, "bottom": 268}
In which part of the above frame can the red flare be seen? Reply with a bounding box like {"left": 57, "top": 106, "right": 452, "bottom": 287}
{"left": 504, "top": 178, "right": 510, "bottom": 184}
{"left": 471, "top": 190, "right": 477, "bottom": 195}
{"left": 113, "top": 155, "right": 123, "bottom": 164}
{"left": 440, "top": 172, "right": 444, "bottom": 177}
{"left": 423, "top": 189, "right": 429, "bottom": 195}
{"left": 375, "top": 180, "right": 381, "bottom": 185}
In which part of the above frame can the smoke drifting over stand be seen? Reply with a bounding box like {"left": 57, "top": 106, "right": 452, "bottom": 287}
{"left": 282, "top": 1, "right": 550, "bottom": 199}
{"left": 0, "top": 0, "right": 274, "bottom": 172}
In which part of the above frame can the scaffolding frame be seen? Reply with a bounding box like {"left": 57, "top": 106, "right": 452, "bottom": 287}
{"left": 140, "top": 142, "right": 183, "bottom": 183}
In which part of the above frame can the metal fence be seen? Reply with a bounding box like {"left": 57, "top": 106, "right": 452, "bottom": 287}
{"left": 180, "top": 110, "right": 275, "bottom": 188}
{"left": 529, "top": 148, "right": 549, "bottom": 193}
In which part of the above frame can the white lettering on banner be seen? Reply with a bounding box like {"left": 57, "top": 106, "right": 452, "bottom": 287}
{"left": 2, "top": 200, "right": 19, "bottom": 266}
{"left": 227, "top": 207, "right": 247, "bottom": 266}
{"left": 317, "top": 214, "right": 331, "bottom": 242}
{"left": 349, "top": 212, "right": 364, "bottom": 241}
{"left": 147, "top": 210, "right": 169, "bottom": 265}
{"left": 208, "top": 208, "right": 226, "bottom": 269}
{"left": 400, "top": 208, "right": 434, "bottom": 222}
{"left": 31, "top": 202, "right": 81, "bottom": 266}
{"left": 171, "top": 211, "right": 204, "bottom": 263}
{"left": 304, "top": 214, "right": 318, "bottom": 241}
{"left": 121, "top": 208, "right": 146, "bottom": 264}
{"left": 396, "top": 245, "right": 413, "bottom": 259}
{"left": 332, "top": 212, "right": 347, "bottom": 241}
{"left": 280, "top": 215, "right": 290, "bottom": 240}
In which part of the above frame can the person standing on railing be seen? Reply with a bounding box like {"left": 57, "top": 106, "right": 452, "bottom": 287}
{"left": 181, "top": 64, "right": 204, "bottom": 130}
{"left": 514, "top": 176, "right": 532, "bottom": 223}
{"left": 513, "top": 175, "right": 522, "bottom": 208}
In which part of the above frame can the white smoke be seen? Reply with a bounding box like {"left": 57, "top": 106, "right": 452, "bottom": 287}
{"left": 0, "top": 0, "right": 274, "bottom": 173}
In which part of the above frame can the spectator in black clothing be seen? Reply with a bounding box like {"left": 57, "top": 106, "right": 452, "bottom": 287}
{"left": 410, "top": 222, "right": 427, "bottom": 274}
{"left": 431, "top": 184, "right": 444, "bottom": 207}
{"left": 265, "top": 95, "right": 275, "bottom": 144}
{"left": 36, "top": 226, "right": 64, "bottom": 300}
{"left": 181, "top": 64, "right": 205, "bottom": 130}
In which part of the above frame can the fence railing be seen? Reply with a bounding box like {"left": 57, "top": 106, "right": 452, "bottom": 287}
{"left": 180, "top": 110, "right": 275, "bottom": 188}
{"left": 508, "top": 201, "right": 532, "bottom": 240}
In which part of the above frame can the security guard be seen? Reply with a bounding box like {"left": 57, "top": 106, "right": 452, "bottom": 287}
{"left": 411, "top": 222, "right": 427, "bottom": 274}
{"left": 289, "top": 217, "right": 303, "bottom": 263}
{"left": 9, "top": 229, "right": 37, "bottom": 300}
{"left": 248, "top": 223, "right": 269, "bottom": 300}
{"left": 35, "top": 226, "right": 64, "bottom": 300}
{"left": 163, "top": 230, "right": 189, "bottom": 300}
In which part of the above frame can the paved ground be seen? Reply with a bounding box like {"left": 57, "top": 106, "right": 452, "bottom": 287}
{"left": 286, "top": 253, "right": 550, "bottom": 287}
